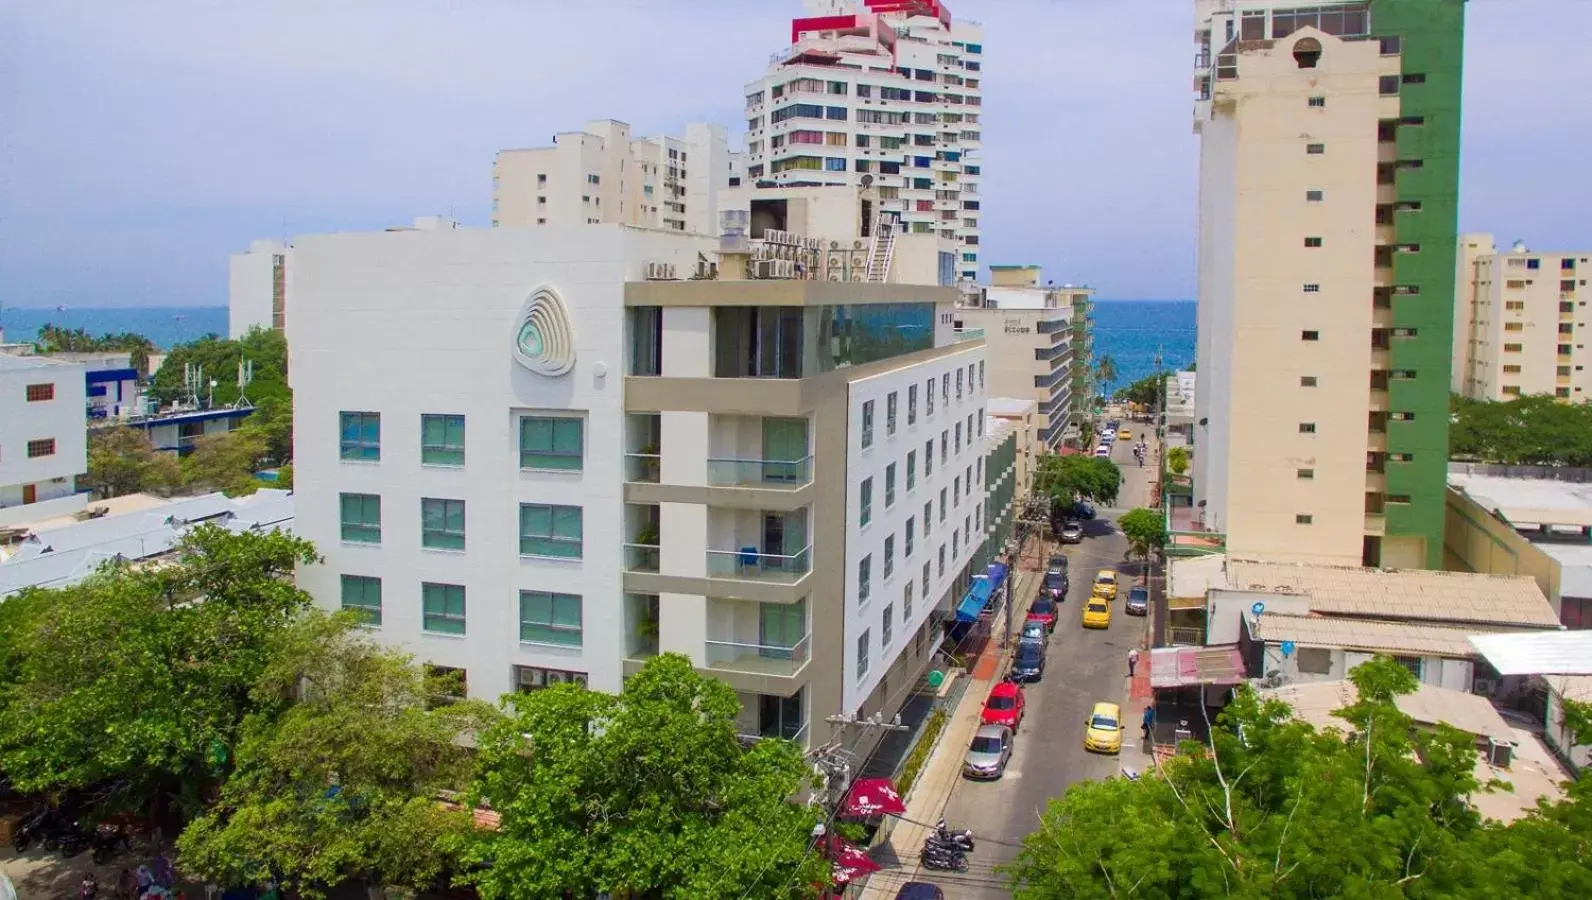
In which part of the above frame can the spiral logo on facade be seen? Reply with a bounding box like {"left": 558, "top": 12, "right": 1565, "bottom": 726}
{"left": 511, "top": 285, "right": 576, "bottom": 376}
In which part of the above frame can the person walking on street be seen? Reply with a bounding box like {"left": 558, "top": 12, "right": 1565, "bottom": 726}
{"left": 1142, "top": 704, "right": 1155, "bottom": 741}
{"left": 1128, "top": 647, "right": 1140, "bottom": 677}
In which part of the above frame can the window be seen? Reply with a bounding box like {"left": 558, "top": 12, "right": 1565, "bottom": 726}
{"left": 1296, "top": 514, "right": 1313, "bottom": 525}
{"left": 519, "top": 504, "right": 583, "bottom": 558}
{"left": 954, "top": 422, "right": 962, "bottom": 455}
{"left": 940, "top": 431, "right": 948, "bottom": 466}
{"left": 421, "top": 498, "right": 466, "bottom": 550}
{"left": 908, "top": 384, "right": 918, "bottom": 424}
{"left": 886, "top": 392, "right": 898, "bottom": 436}
{"left": 1297, "top": 469, "right": 1315, "bottom": 480}
{"left": 955, "top": 369, "right": 964, "bottom": 400}
{"left": 1307, "top": 96, "right": 1326, "bottom": 108}
{"left": 1304, "top": 236, "right": 1323, "bottom": 248}
{"left": 1302, "top": 330, "right": 1320, "bottom": 341}
{"left": 860, "top": 477, "right": 874, "bottom": 527}
{"left": 953, "top": 476, "right": 961, "bottom": 506}
{"left": 25, "top": 438, "right": 55, "bottom": 459}
{"left": 859, "top": 555, "right": 872, "bottom": 604}
{"left": 938, "top": 544, "right": 946, "bottom": 578}
{"left": 24, "top": 383, "right": 54, "bottom": 402}
{"left": 925, "top": 378, "right": 935, "bottom": 415}
{"left": 515, "top": 665, "right": 588, "bottom": 692}
{"left": 1504, "top": 322, "right": 1523, "bottom": 332}
{"left": 340, "top": 575, "right": 382, "bottom": 625}
{"left": 884, "top": 535, "right": 896, "bottom": 580}
{"left": 1502, "top": 364, "right": 1522, "bottom": 374}
{"left": 905, "top": 517, "right": 915, "bottom": 557}
{"left": 941, "top": 373, "right": 950, "bottom": 406}
{"left": 340, "top": 493, "right": 381, "bottom": 544}
{"left": 861, "top": 400, "right": 875, "bottom": 449}
{"left": 907, "top": 451, "right": 917, "bottom": 490}
{"left": 1391, "top": 655, "right": 1423, "bottom": 678}
{"left": 923, "top": 501, "right": 933, "bottom": 536}
{"left": 1503, "top": 343, "right": 1523, "bottom": 352}
{"left": 1303, "top": 284, "right": 1321, "bottom": 293}
{"left": 421, "top": 414, "right": 465, "bottom": 466}
{"left": 857, "top": 630, "right": 870, "bottom": 679}
{"left": 978, "top": 361, "right": 985, "bottom": 389}
{"left": 519, "top": 416, "right": 583, "bottom": 470}
{"left": 421, "top": 583, "right": 466, "bottom": 635}
{"left": 1306, "top": 190, "right": 1324, "bottom": 202}
{"left": 939, "top": 488, "right": 947, "bottom": 523}
{"left": 1299, "top": 423, "right": 1317, "bottom": 434}
{"left": 924, "top": 440, "right": 934, "bottom": 476}
{"left": 1379, "top": 75, "right": 1400, "bottom": 95}
{"left": 903, "top": 582, "right": 913, "bottom": 624}
{"left": 1379, "top": 35, "right": 1402, "bottom": 55}
{"left": 885, "top": 463, "right": 897, "bottom": 507}
{"left": 519, "top": 591, "right": 583, "bottom": 646}
{"left": 1306, "top": 143, "right": 1325, "bottom": 155}
{"left": 1402, "top": 72, "right": 1426, "bottom": 85}
{"left": 922, "top": 562, "right": 932, "bottom": 600}
{"left": 339, "top": 411, "right": 381, "bottom": 461}
{"left": 1387, "top": 494, "right": 1412, "bottom": 504}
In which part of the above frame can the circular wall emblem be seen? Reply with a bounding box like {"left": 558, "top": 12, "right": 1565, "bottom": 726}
{"left": 511, "top": 285, "right": 576, "bottom": 376}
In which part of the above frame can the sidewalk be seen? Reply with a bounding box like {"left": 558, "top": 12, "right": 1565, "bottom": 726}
{"left": 859, "top": 568, "right": 1036, "bottom": 899}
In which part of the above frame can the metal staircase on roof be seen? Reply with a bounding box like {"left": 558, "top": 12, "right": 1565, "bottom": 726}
{"left": 865, "top": 213, "right": 897, "bottom": 282}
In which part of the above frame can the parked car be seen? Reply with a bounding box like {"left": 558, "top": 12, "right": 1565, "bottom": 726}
{"left": 1082, "top": 596, "right": 1112, "bottom": 629}
{"left": 1010, "top": 640, "right": 1046, "bottom": 682}
{"left": 1060, "top": 520, "right": 1084, "bottom": 543}
{"left": 1126, "top": 585, "right": 1149, "bottom": 616}
{"left": 1093, "top": 569, "right": 1119, "bottom": 600}
{"left": 1042, "top": 567, "right": 1068, "bottom": 601}
{"left": 1019, "top": 619, "right": 1050, "bottom": 649}
{"left": 1047, "top": 553, "right": 1070, "bottom": 572}
{"left": 963, "top": 724, "right": 1014, "bottom": 779}
{"left": 1071, "top": 500, "right": 1097, "bottom": 520}
{"left": 895, "top": 885, "right": 946, "bottom": 900}
{"left": 1084, "top": 702, "right": 1125, "bottom": 754}
{"left": 981, "top": 681, "right": 1026, "bottom": 730}
{"left": 1094, "top": 446, "right": 1111, "bottom": 458}
{"left": 1026, "top": 595, "right": 1057, "bottom": 631}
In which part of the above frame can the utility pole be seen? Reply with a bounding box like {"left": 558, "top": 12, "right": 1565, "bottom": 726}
{"left": 1154, "top": 345, "right": 1169, "bottom": 648}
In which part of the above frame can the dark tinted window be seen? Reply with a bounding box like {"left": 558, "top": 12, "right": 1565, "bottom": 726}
{"left": 1031, "top": 597, "right": 1054, "bottom": 615}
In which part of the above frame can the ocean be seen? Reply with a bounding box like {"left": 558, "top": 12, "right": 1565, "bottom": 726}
{"left": 0, "top": 300, "right": 1197, "bottom": 386}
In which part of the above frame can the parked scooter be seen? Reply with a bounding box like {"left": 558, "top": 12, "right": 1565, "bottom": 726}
{"left": 56, "top": 819, "right": 93, "bottom": 858}
{"left": 920, "top": 837, "right": 970, "bottom": 872}
{"left": 10, "top": 807, "right": 58, "bottom": 852}
{"left": 934, "top": 818, "right": 976, "bottom": 852}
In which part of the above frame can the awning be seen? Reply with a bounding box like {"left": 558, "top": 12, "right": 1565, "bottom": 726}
{"left": 839, "top": 777, "right": 905, "bottom": 818}
{"left": 825, "top": 835, "right": 882, "bottom": 885}
{"left": 955, "top": 562, "right": 1010, "bottom": 622}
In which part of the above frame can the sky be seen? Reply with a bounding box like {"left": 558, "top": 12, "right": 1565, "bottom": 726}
{"left": 0, "top": 0, "right": 1587, "bottom": 308}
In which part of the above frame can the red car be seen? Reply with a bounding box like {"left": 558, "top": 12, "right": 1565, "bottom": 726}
{"left": 981, "top": 681, "right": 1026, "bottom": 730}
{"left": 1025, "top": 595, "right": 1058, "bottom": 632}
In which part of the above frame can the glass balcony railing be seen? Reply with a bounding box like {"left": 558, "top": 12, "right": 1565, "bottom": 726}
{"left": 624, "top": 543, "right": 660, "bottom": 573}
{"left": 624, "top": 453, "right": 661, "bottom": 483}
{"left": 705, "top": 634, "right": 811, "bottom": 677}
{"left": 706, "top": 456, "right": 813, "bottom": 488}
{"left": 705, "top": 545, "right": 812, "bottom": 582}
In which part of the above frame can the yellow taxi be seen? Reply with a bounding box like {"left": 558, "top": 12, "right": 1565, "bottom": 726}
{"left": 1084, "top": 701, "right": 1125, "bottom": 754}
{"left": 1081, "top": 596, "right": 1112, "bottom": 629}
{"left": 1093, "top": 569, "right": 1119, "bottom": 600}
{"left": 1119, "top": 428, "right": 1133, "bottom": 441}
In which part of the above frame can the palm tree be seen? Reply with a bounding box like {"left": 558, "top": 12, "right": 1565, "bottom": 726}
{"left": 1095, "top": 355, "right": 1119, "bottom": 396}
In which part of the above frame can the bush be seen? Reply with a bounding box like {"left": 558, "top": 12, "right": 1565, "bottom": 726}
{"left": 897, "top": 709, "right": 948, "bottom": 796}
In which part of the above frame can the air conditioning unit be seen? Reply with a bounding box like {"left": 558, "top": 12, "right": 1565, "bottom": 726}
{"left": 775, "top": 260, "right": 795, "bottom": 278}
{"left": 1473, "top": 677, "right": 1497, "bottom": 696}
{"left": 853, "top": 240, "right": 865, "bottom": 250}
{"left": 1486, "top": 737, "right": 1513, "bottom": 768}
{"left": 643, "top": 261, "right": 676, "bottom": 280}
{"left": 851, "top": 270, "right": 866, "bottom": 282}
{"left": 755, "top": 260, "right": 778, "bottom": 278}
{"left": 830, "top": 240, "right": 841, "bottom": 250}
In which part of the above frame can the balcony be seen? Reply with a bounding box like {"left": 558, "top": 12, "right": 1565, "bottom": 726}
{"left": 623, "top": 593, "right": 660, "bottom": 665}
{"left": 707, "top": 456, "right": 813, "bottom": 488}
{"left": 705, "top": 597, "right": 810, "bottom": 678}
{"left": 707, "top": 635, "right": 811, "bottom": 677}
{"left": 705, "top": 544, "right": 813, "bottom": 584}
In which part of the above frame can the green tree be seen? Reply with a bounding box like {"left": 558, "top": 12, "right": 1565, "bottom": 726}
{"left": 1166, "top": 445, "right": 1190, "bottom": 476}
{"left": 1116, "top": 507, "right": 1167, "bottom": 563}
{"left": 182, "top": 429, "right": 269, "bottom": 495}
{"left": 457, "top": 654, "right": 828, "bottom": 899}
{"left": 1094, "top": 354, "right": 1119, "bottom": 396}
{"left": 0, "top": 526, "right": 318, "bottom": 814}
{"left": 1036, "top": 455, "right": 1122, "bottom": 509}
{"left": 177, "top": 613, "right": 500, "bottom": 899}
{"left": 152, "top": 327, "right": 291, "bottom": 408}
{"left": 1005, "top": 657, "right": 1592, "bottom": 898}
{"left": 1449, "top": 394, "right": 1592, "bottom": 467}
{"left": 1114, "top": 370, "right": 1171, "bottom": 408}
{"left": 33, "top": 324, "right": 157, "bottom": 377}
{"left": 85, "top": 426, "right": 181, "bottom": 498}
{"left": 237, "top": 394, "right": 293, "bottom": 465}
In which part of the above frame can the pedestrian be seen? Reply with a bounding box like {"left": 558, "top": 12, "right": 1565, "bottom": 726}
{"left": 1142, "top": 704, "right": 1155, "bottom": 740}
{"left": 1127, "top": 647, "right": 1140, "bottom": 676}
{"left": 79, "top": 873, "right": 99, "bottom": 900}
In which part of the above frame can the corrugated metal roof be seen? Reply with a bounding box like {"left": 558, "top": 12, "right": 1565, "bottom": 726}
{"left": 1226, "top": 559, "right": 1560, "bottom": 628}
{"left": 1149, "top": 645, "right": 1246, "bottom": 688}
{"left": 1261, "top": 679, "right": 1516, "bottom": 741}
{"left": 1251, "top": 613, "right": 1482, "bottom": 658}
{"left": 1468, "top": 631, "right": 1592, "bottom": 676}
{"left": 1449, "top": 472, "right": 1592, "bottom": 529}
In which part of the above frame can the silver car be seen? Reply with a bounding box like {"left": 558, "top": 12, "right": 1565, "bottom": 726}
{"left": 963, "top": 723, "right": 1014, "bottom": 779}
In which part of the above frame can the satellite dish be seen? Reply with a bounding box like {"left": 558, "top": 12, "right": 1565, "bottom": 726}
{"left": 1280, "top": 640, "right": 1296, "bottom": 657}
{"left": 927, "top": 670, "right": 945, "bottom": 688}
{"left": 1251, "top": 601, "right": 1266, "bottom": 617}
{"left": 860, "top": 174, "right": 874, "bottom": 187}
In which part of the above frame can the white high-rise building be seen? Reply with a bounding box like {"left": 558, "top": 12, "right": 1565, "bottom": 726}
{"left": 1453, "top": 234, "right": 1590, "bottom": 404}
{"left": 493, "top": 120, "right": 731, "bottom": 235}
{"left": 0, "top": 354, "right": 88, "bottom": 526}
{"left": 288, "top": 213, "right": 989, "bottom": 752}
{"left": 743, "top": 0, "right": 984, "bottom": 282}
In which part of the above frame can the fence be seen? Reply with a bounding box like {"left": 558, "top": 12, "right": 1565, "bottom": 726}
{"left": 1448, "top": 462, "right": 1592, "bottom": 483}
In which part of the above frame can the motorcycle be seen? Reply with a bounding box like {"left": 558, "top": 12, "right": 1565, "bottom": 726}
{"left": 10, "top": 807, "right": 55, "bottom": 853}
{"left": 934, "top": 818, "right": 976, "bottom": 852}
{"left": 921, "top": 840, "right": 970, "bottom": 872}
{"left": 56, "top": 819, "right": 93, "bottom": 858}
{"left": 90, "top": 822, "right": 133, "bottom": 864}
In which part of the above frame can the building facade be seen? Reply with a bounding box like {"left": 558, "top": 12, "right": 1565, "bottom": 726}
{"left": 1191, "top": 0, "right": 1464, "bottom": 570}
{"left": 1453, "top": 234, "right": 1589, "bottom": 403}
{"left": 0, "top": 354, "right": 87, "bottom": 527}
{"left": 744, "top": 0, "right": 984, "bottom": 282}
{"left": 492, "top": 120, "right": 731, "bottom": 235}
{"left": 229, "top": 239, "right": 289, "bottom": 338}
{"left": 289, "top": 220, "right": 986, "bottom": 750}
{"left": 952, "top": 266, "right": 1092, "bottom": 448}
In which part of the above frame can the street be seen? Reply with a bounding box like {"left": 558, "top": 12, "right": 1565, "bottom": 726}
{"left": 918, "top": 424, "right": 1158, "bottom": 897}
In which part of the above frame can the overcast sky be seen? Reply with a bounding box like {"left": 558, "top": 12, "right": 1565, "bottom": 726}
{"left": 1, "top": 0, "right": 1586, "bottom": 308}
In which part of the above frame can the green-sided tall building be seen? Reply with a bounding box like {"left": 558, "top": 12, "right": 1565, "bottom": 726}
{"left": 1189, "top": 0, "right": 1464, "bottom": 569}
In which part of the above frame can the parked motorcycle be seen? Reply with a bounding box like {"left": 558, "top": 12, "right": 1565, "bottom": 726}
{"left": 920, "top": 839, "right": 970, "bottom": 872}
{"left": 934, "top": 818, "right": 976, "bottom": 852}
{"left": 56, "top": 819, "right": 93, "bottom": 858}
{"left": 10, "top": 807, "right": 56, "bottom": 853}
{"left": 90, "top": 822, "right": 133, "bottom": 864}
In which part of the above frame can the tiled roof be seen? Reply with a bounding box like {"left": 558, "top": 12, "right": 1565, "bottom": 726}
{"left": 1250, "top": 613, "right": 1480, "bottom": 659}
{"left": 1261, "top": 679, "right": 1515, "bottom": 741}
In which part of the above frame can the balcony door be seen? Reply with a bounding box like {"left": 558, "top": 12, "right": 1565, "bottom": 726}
{"left": 759, "top": 688, "right": 805, "bottom": 741}
{"left": 761, "top": 418, "right": 808, "bottom": 484}
{"left": 759, "top": 599, "right": 806, "bottom": 661}
{"left": 762, "top": 510, "right": 807, "bottom": 570}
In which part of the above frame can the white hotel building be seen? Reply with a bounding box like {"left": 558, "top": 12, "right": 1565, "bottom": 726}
{"left": 290, "top": 217, "right": 988, "bottom": 748}
{"left": 0, "top": 353, "right": 88, "bottom": 527}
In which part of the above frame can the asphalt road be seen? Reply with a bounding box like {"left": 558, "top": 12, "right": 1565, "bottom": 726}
{"left": 924, "top": 428, "right": 1157, "bottom": 898}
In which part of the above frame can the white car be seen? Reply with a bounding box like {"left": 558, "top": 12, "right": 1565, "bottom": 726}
{"left": 1094, "top": 445, "right": 1111, "bottom": 457}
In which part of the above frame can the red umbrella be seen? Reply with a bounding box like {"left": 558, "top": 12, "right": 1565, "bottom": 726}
{"left": 838, "top": 777, "right": 906, "bottom": 818}
{"left": 825, "top": 835, "right": 882, "bottom": 885}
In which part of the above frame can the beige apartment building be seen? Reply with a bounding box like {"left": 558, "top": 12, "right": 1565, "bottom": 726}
{"left": 492, "top": 120, "right": 732, "bottom": 235}
{"left": 1191, "top": 1, "right": 1464, "bottom": 571}
{"left": 952, "top": 265, "right": 1093, "bottom": 449}
{"left": 1453, "top": 234, "right": 1590, "bottom": 403}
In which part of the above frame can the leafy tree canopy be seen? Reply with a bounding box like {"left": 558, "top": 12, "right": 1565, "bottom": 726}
{"left": 1167, "top": 445, "right": 1191, "bottom": 476}
{"left": 152, "top": 327, "right": 290, "bottom": 408}
{"left": 1450, "top": 394, "right": 1592, "bottom": 467}
{"left": 1037, "top": 454, "right": 1122, "bottom": 509}
{"left": 457, "top": 653, "right": 828, "bottom": 899}
{"left": 31, "top": 323, "right": 157, "bottom": 376}
{"left": 0, "top": 526, "right": 318, "bottom": 814}
{"left": 1114, "top": 370, "right": 1172, "bottom": 408}
{"left": 86, "top": 426, "right": 182, "bottom": 499}
{"left": 1005, "top": 657, "right": 1592, "bottom": 898}
{"left": 1116, "top": 507, "right": 1167, "bottom": 561}
{"left": 177, "top": 613, "right": 500, "bottom": 899}
{"left": 181, "top": 430, "right": 270, "bottom": 496}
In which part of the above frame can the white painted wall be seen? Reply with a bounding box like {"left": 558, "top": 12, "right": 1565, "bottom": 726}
{"left": 0, "top": 358, "right": 87, "bottom": 520}
{"left": 842, "top": 342, "right": 987, "bottom": 713}
{"left": 1260, "top": 642, "right": 1475, "bottom": 692}
{"left": 290, "top": 224, "right": 713, "bottom": 700}
{"left": 229, "top": 240, "right": 286, "bottom": 338}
